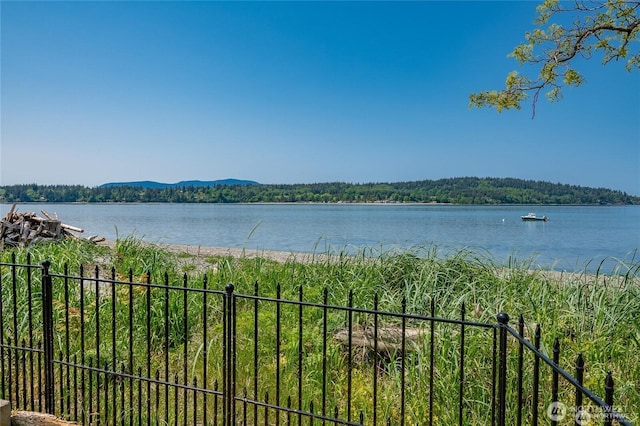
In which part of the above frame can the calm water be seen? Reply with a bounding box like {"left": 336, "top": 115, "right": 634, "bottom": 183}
{"left": 3, "top": 203, "right": 639, "bottom": 274}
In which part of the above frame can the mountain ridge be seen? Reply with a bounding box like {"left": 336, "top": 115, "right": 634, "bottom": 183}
{"left": 99, "top": 179, "right": 259, "bottom": 188}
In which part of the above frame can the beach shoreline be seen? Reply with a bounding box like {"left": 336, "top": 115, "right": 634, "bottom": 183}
{"left": 100, "top": 239, "right": 332, "bottom": 264}
{"left": 98, "top": 240, "right": 638, "bottom": 285}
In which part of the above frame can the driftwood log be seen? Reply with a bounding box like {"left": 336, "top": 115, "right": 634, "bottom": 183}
{"left": 0, "top": 203, "right": 104, "bottom": 249}
{"left": 11, "top": 411, "right": 77, "bottom": 425}
{"left": 334, "top": 325, "right": 426, "bottom": 357}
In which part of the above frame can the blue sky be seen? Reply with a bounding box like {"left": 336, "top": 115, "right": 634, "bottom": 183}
{"left": 1, "top": 1, "right": 639, "bottom": 195}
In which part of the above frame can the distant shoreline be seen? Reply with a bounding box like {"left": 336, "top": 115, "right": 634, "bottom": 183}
{"left": 3, "top": 200, "right": 637, "bottom": 207}
{"left": 1, "top": 177, "right": 637, "bottom": 205}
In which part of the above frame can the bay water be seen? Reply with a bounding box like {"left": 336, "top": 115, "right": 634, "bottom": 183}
{"left": 2, "top": 203, "right": 639, "bottom": 274}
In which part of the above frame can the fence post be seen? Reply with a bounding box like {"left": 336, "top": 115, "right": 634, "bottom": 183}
{"left": 532, "top": 325, "right": 541, "bottom": 426}
{"left": 516, "top": 314, "right": 524, "bottom": 426}
{"left": 458, "top": 302, "right": 465, "bottom": 426}
{"left": 41, "top": 261, "right": 54, "bottom": 415}
{"left": 575, "top": 353, "right": 584, "bottom": 426}
{"left": 223, "top": 283, "right": 236, "bottom": 426}
{"left": 604, "top": 372, "right": 614, "bottom": 426}
{"left": 496, "top": 312, "right": 509, "bottom": 426}
{"left": 551, "top": 338, "right": 560, "bottom": 426}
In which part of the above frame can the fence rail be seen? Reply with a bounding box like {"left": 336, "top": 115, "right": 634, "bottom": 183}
{"left": 0, "top": 255, "right": 634, "bottom": 425}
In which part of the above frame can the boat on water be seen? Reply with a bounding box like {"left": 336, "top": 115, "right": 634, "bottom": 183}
{"left": 521, "top": 213, "right": 549, "bottom": 222}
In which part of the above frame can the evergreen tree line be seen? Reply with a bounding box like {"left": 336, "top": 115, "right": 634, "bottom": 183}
{"left": 0, "top": 177, "right": 637, "bottom": 205}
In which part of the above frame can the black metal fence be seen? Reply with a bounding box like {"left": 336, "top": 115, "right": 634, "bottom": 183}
{"left": 0, "top": 255, "right": 634, "bottom": 425}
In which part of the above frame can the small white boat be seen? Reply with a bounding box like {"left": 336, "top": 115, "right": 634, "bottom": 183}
{"left": 521, "top": 213, "right": 548, "bottom": 222}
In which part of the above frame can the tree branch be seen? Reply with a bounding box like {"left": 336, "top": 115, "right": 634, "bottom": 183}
{"left": 469, "top": 1, "right": 639, "bottom": 116}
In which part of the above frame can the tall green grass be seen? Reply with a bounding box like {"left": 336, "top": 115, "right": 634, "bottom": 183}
{"left": 1, "top": 237, "right": 638, "bottom": 424}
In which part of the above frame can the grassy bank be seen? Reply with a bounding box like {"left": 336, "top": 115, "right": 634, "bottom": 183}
{"left": 1, "top": 237, "right": 639, "bottom": 424}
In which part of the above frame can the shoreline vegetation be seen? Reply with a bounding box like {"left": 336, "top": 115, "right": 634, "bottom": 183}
{"left": 1, "top": 177, "right": 638, "bottom": 205}
{"left": 106, "top": 239, "right": 640, "bottom": 281}
{"left": 2, "top": 237, "right": 639, "bottom": 421}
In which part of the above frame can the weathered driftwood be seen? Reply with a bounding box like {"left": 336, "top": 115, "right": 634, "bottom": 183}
{"left": 0, "top": 203, "right": 103, "bottom": 248}
{"left": 11, "top": 411, "right": 77, "bottom": 425}
{"left": 334, "top": 325, "right": 426, "bottom": 356}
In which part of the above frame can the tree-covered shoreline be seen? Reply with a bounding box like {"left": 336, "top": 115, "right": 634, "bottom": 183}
{"left": 1, "top": 177, "right": 638, "bottom": 205}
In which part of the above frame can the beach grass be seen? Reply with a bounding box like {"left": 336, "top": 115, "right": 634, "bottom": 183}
{"left": 1, "top": 236, "right": 639, "bottom": 424}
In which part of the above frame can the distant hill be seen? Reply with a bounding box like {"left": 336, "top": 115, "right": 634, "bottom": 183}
{"left": 99, "top": 179, "right": 259, "bottom": 189}
{"left": 1, "top": 177, "right": 638, "bottom": 204}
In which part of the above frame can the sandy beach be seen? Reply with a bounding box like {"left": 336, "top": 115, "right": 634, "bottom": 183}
{"left": 100, "top": 239, "right": 332, "bottom": 264}
{"left": 99, "top": 240, "right": 638, "bottom": 286}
